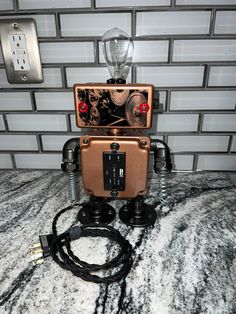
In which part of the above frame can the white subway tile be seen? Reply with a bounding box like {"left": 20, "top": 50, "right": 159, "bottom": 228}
{"left": 35, "top": 92, "right": 74, "bottom": 111}
{"left": 7, "top": 114, "right": 67, "bottom": 131}
{"left": 42, "top": 135, "right": 75, "bottom": 151}
{"left": 61, "top": 13, "right": 131, "bottom": 37}
{"left": 40, "top": 42, "right": 94, "bottom": 63}
{"left": 66, "top": 67, "right": 131, "bottom": 86}
{"left": 177, "top": 0, "right": 236, "bottom": 4}
{"left": 0, "top": 154, "right": 12, "bottom": 169}
{"left": 0, "top": 68, "right": 62, "bottom": 89}
{"left": 172, "top": 155, "right": 194, "bottom": 171}
{"left": 0, "top": 15, "right": 56, "bottom": 37}
{"left": 134, "top": 40, "right": 169, "bottom": 62}
{"left": 66, "top": 67, "right": 108, "bottom": 86}
{"left": 99, "top": 41, "right": 169, "bottom": 63}
{"left": 168, "top": 135, "right": 229, "bottom": 152}
{"left": 137, "top": 66, "right": 204, "bottom": 87}
{"left": 156, "top": 114, "right": 199, "bottom": 132}
{"left": 173, "top": 40, "right": 236, "bottom": 62}
{"left": 96, "top": 0, "right": 170, "bottom": 7}
{"left": 0, "top": 92, "right": 32, "bottom": 111}
{"left": 0, "top": 0, "right": 13, "bottom": 10}
{"left": 19, "top": 0, "right": 90, "bottom": 9}
{"left": 0, "top": 115, "right": 5, "bottom": 130}
{"left": 209, "top": 66, "right": 236, "bottom": 87}
{"left": 202, "top": 114, "right": 236, "bottom": 132}
{"left": 15, "top": 154, "right": 61, "bottom": 169}
{"left": 170, "top": 91, "right": 236, "bottom": 111}
{"left": 70, "top": 114, "right": 82, "bottom": 132}
{"left": 198, "top": 155, "right": 236, "bottom": 171}
{"left": 0, "top": 135, "right": 38, "bottom": 150}
{"left": 215, "top": 11, "right": 236, "bottom": 34}
{"left": 136, "top": 11, "right": 210, "bottom": 36}
{"left": 232, "top": 137, "right": 236, "bottom": 152}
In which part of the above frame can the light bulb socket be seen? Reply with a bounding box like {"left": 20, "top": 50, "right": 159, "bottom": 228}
{"left": 106, "top": 78, "right": 126, "bottom": 84}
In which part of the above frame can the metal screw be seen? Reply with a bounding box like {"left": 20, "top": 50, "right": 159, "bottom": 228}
{"left": 140, "top": 140, "right": 147, "bottom": 148}
{"left": 22, "top": 75, "right": 27, "bottom": 81}
{"left": 110, "top": 142, "right": 120, "bottom": 151}
{"left": 13, "top": 23, "right": 18, "bottom": 29}
{"left": 111, "top": 189, "right": 118, "bottom": 198}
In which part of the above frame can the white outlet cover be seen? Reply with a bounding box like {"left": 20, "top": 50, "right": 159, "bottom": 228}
{"left": 0, "top": 18, "right": 43, "bottom": 84}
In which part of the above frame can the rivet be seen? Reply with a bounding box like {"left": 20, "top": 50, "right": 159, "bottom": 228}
{"left": 83, "top": 139, "right": 89, "bottom": 144}
{"left": 140, "top": 140, "right": 147, "bottom": 148}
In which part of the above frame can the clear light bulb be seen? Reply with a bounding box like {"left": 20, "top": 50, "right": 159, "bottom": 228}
{"left": 102, "top": 28, "right": 133, "bottom": 81}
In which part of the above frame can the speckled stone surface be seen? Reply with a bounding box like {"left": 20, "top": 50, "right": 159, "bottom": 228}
{"left": 0, "top": 170, "right": 235, "bottom": 314}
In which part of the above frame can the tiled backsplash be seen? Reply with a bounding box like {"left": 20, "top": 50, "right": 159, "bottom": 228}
{"left": 0, "top": 0, "right": 236, "bottom": 171}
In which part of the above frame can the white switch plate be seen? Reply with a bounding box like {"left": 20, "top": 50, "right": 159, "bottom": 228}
{"left": 0, "top": 18, "right": 43, "bottom": 84}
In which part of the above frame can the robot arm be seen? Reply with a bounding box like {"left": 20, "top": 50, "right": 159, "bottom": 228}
{"left": 151, "top": 140, "right": 172, "bottom": 174}
{"left": 61, "top": 138, "right": 80, "bottom": 204}
{"left": 151, "top": 140, "right": 172, "bottom": 202}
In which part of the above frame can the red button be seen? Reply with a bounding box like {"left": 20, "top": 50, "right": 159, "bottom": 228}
{"left": 78, "top": 101, "right": 89, "bottom": 113}
{"left": 139, "top": 103, "right": 149, "bottom": 113}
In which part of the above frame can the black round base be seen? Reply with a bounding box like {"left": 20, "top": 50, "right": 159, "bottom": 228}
{"left": 77, "top": 202, "right": 116, "bottom": 225}
{"left": 119, "top": 202, "right": 157, "bottom": 227}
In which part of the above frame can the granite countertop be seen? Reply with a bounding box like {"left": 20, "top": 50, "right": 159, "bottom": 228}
{"left": 0, "top": 170, "right": 235, "bottom": 314}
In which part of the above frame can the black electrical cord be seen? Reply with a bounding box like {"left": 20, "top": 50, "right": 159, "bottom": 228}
{"left": 49, "top": 203, "right": 133, "bottom": 284}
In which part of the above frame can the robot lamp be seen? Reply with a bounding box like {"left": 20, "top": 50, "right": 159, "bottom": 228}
{"left": 74, "top": 28, "right": 152, "bottom": 130}
{"left": 62, "top": 28, "right": 172, "bottom": 227}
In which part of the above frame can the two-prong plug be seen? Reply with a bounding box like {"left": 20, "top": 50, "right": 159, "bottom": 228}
{"left": 29, "top": 234, "right": 53, "bottom": 265}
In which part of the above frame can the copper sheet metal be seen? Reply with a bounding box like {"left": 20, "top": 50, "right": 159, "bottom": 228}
{"left": 80, "top": 135, "right": 150, "bottom": 198}
{"left": 74, "top": 83, "right": 154, "bottom": 129}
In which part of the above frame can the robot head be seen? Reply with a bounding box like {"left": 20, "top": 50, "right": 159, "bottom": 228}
{"left": 73, "top": 28, "right": 154, "bottom": 130}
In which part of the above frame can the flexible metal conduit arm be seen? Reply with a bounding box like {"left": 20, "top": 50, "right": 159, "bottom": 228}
{"left": 151, "top": 140, "right": 172, "bottom": 202}
{"left": 61, "top": 138, "right": 80, "bottom": 204}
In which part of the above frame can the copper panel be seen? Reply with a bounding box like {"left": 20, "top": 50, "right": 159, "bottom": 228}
{"left": 74, "top": 83, "right": 154, "bottom": 129}
{"left": 80, "top": 135, "right": 150, "bottom": 198}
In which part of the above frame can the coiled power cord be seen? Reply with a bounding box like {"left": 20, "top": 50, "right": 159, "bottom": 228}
{"left": 30, "top": 203, "right": 133, "bottom": 284}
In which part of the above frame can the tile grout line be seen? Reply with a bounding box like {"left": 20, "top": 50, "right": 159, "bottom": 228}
{"left": 30, "top": 91, "right": 37, "bottom": 112}
{"left": 192, "top": 154, "right": 199, "bottom": 171}
{"left": 227, "top": 135, "right": 234, "bottom": 154}
{"left": 12, "top": 0, "right": 19, "bottom": 11}
{"left": 36, "top": 134, "right": 43, "bottom": 153}
{"left": 209, "top": 8, "right": 216, "bottom": 37}
{"left": 197, "top": 113, "right": 204, "bottom": 134}
{"left": 10, "top": 153, "right": 17, "bottom": 169}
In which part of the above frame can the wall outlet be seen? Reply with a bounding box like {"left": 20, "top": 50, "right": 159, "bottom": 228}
{"left": 9, "top": 34, "right": 30, "bottom": 71}
{"left": 0, "top": 18, "right": 43, "bottom": 84}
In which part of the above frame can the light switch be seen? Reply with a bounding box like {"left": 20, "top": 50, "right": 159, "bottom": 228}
{"left": 0, "top": 18, "right": 43, "bottom": 84}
